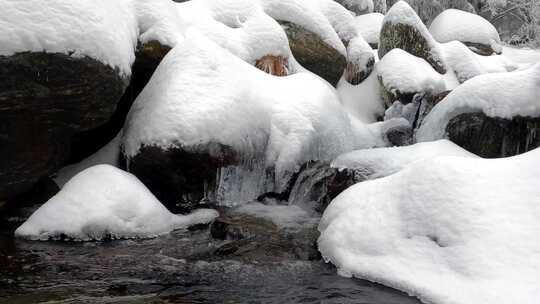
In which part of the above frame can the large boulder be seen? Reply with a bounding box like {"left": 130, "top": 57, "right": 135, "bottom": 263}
{"left": 379, "top": 1, "right": 446, "bottom": 74}
{"left": 280, "top": 21, "right": 347, "bottom": 86}
{"left": 0, "top": 52, "right": 129, "bottom": 201}
{"left": 446, "top": 113, "right": 540, "bottom": 158}
{"left": 429, "top": 9, "right": 502, "bottom": 56}
{"left": 416, "top": 62, "right": 540, "bottom": 158}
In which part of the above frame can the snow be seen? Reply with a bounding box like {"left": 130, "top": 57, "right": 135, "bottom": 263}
{"left": 54, "top": 133, "right": 122, "bottom": 188}
{"left": 430, "top": 9, "right": 502, "bottom": 54}
{"left": 122, "top": 33, "right": 381, "bottom": 204}
{"left": 319, "top": 148, "right": 540, "bottom": 304}
{"left": 416, "top": 62, "right": 540, "bottom": 142}
{"left": 337, "top": 73, "right": 384, "bottom": 123}
{"left": 501, "top": 46, "right": 540, "bottom": 67}
{"left": 15, "top": 165, "right": 218, "bottom": 241}
{"left": 335, "top": 0, "right": 374, "bottom": 15}
{"left": 352, "top": 13, "right": 384, "bottom": 46}
{"left": 376, "top": 49, "right": 447, "bottom": 96}
{"left": 332, "top": 140, "right": 477, "bottom": 179}
{"left": 0, "top": 0, "right": 138, "bottom": 76}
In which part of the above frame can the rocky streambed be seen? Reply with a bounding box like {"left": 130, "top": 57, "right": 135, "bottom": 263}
{"left": 0, "top": 202, "right": 421, "bottom": 304}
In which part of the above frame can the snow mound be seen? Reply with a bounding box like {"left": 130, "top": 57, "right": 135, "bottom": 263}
{"left": 376, "top": 49, "right": 446, "bottom": 96}
{"left": 352, "top": 13, "right": 384, "bottom": 46}
{"left": 430, "top": 9, "right": 502, "bottom": 53}
{"left": 332, "top": 140, "right": 476, "bottom": 179}
{"left": 319, "top": 148, "right": 540, "bottom": 304}
{"left": 16, "top": 165, "right": 218, "bottom": 241}
{"left": 0, "top": 0, "right": 138, "bottom": 76}
{"left": 337, "top": 72, "right": 384, "bottom": 123}
{"left": 416, "top": 62, "right": 540, "bottom": 142}
{"left": 123, "top": 33, "right": 379, "bottom": 199}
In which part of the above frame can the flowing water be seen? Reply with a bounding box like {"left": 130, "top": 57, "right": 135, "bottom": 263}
{"left": 0, "top": 212, "right": 421, "bottom": 304}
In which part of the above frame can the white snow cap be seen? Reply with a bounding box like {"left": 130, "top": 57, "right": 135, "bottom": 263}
{"left": 16, "top": 165, "right": 218, "bottom": 241}
{"left": 0, "top": 0, "right": 138, "bottom": 76}
{"left": 332, "top": 139, "right": 476, "bottom": 179}
{"left": 319, "top": 148, "right": 540, "bottom": 304}
{"left": 352, "top": 13, "right": 384, "bottom": 46}
{"left": 416, "top": 62, "right": 540, "bottom": 142}
{"left": 376, "top": 48, "right": 446, "bottom": 95}
{"left": 430, "top": 9, "right": 502, "bottom": 53}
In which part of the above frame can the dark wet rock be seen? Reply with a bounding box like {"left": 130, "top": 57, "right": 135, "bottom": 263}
{"left": 0, "top": 52, "right": 129, "bottom": 202}
{"left": 412, "top": 91, "right": 450, "bottom": 130}
{"left": 379, "top": 2, "right": 446, "bottom": 74}
{"left": 68, "top": 40, "right": 172, "bottom": 164}
{"left": 288, "top": 161, "right": 364, "bottom": 213}
{"left": 209, "top": 209, "right": 320, "bottom": 261}
{"left": 280, "top": 21, "right": 347, "bottom": 86}
{"left": 446, "top": 113, "right": 540, "bottom": 158}
{"left": 385, "top": 123, "right": 413, "bottom": 146}
{"left": 127, "top": 143, "right": 240, "bottom": 214}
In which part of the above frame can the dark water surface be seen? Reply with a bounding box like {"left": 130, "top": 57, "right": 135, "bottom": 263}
{"left": 0, "top": 215, "right": 421, "bottom": 304}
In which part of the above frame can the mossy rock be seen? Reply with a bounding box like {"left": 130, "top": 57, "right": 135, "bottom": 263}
{"left": 379, "top": 22, "right": 446, "bottom": 74}
{"left": 280, "top": 21, "right": 347, "bottom": 87}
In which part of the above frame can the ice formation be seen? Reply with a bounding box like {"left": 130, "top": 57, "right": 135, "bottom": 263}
{"left": 416, "top": 62, "right": 540, "bottom": 142}
{"left": 319, "top": 148, "right": 540, "bottom": 304}
{"left": 16, "top": 165, "right": 218, "bottom": 241}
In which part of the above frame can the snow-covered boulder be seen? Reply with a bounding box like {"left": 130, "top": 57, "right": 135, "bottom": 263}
{"left": 0, "top": 0, "right": 137, "bottom": 202}
{"left": 333, "top": 0, "right": 374, "bottom": 15}
{"left": 122, "top": 34, "right": 381, "bottom": 210}
{"left": 352, "top": 13, "right": 385, "bottom": 49}
{"left": 430, "top": 9, "right": 503, "bottom": 56}
{"left": 343, "top": 36, "right": 375, "bottom": 85}
{"left": 332, "top": 139, "right": 476, "bottom": 179}
{"left": 417, "top": 62, "right": 540, "bottom": 157}
{"left": 387, "top": 0, "right": 475, "bottom": 25}
{"left": 337, "top": 72, "right": 385, "bottom": 123}
{"left": 376, "top": 49, "right": 447, "bottom": 106}
{"left": 379, "top": 1, "right": 447, "bottom": 74}
{"left": 319, "top": 148, "right": 540, "bottom": 304}
{"left": 15, "top": 165, "right": 218, "bottom": 241}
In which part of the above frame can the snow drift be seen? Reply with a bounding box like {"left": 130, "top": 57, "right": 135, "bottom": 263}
{"left": 16, "top": 165, "right": 218, "bottom": 241}
{"left": 319, "top": 148, "right": 540, "bottom": 304}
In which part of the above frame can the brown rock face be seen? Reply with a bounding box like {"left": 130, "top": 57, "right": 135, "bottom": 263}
{"left": 0, "top": 52, "right": 129, "bottom": 201}
{"left": 446, "top": 113, "right": 540, "bottom": 158}
{"left": 255, "top": 55, "right": 289, "bottom": 76}
{"left": 280, "top": 21, "right": 347, "bottom": 86}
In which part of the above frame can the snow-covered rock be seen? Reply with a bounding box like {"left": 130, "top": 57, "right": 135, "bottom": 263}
{"left": 430, "top": 9, "right": 502, "bottom": 55}
{"left": 15, "top": 165, "right": 218, "bottom": 241}
{"left": 416, "top": 62, "right": 540, "bottom": 148}
{"left": 376, "top": 49, "right": 447, "bottom": 106}
{"left": 319, "top": 148, "right": 540, "bottom": 304}
{"left": 332, "top": 139, "right": 476, "bottom": 179}
{"left": 337, "top": 73, "right": 384, "bottom": 123}
{"left": 343, "top": 35, "right": 375, "bottom": 85}
{"left": 122, "top": 33, "right": 381, "bottom": 209}
{"left": 352, "top": 13, "right": 385, "bottom": 48}
{"left": 0, "top": 0, "right": 138, "bottom": 76}
{"left": 379, "top": 1, "right": 447, "bottom": 74}
{"left": 333, "top": 0, "right": 374, "bottom": 15}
